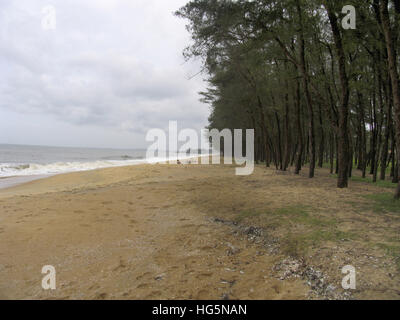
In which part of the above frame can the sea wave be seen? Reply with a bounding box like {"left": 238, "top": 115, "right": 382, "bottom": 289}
{"left": 0, "top": 160, "right": 138, "bottom": 177}
{"left": 0, "top": 154, "right": 204, "bottom": 178}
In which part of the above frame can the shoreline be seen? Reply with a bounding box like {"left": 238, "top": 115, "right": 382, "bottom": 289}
{"left": 0, "top": 156, "right": 207, "bottom": 192}
{"left": 0, "top": 175, "right": 53, "bottom": 190}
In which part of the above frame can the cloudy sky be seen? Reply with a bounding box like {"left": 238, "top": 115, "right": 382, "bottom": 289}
{"left": 0, "top": 0, "right": 208, "bottom": 149}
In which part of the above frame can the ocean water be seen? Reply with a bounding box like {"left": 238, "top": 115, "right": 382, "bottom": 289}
{"left": 0, "top": 144, "right": 201, "bottom": 182}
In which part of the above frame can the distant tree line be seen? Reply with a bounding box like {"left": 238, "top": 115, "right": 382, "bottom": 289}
{"left": 176, "top": 0, "right": 400, "bottom": 199}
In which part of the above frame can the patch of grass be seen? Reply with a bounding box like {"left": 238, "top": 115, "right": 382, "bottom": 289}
{"left": 351, "top": 176, "right": 397, "bottom": 189}
{"left": 274, "top": 206, "right": 338, "bottom": 227}
{"left": 386, "top": 236, "right": 400, "bottom": 243}
{"left": 281, "top": 229, "right": 356, "bottom": 257}
{"left": 235, "top": 210, "right": 264, "bottom": 222}
{"left": 305, "top": 229, "right": 356, "bottom": 244}
{"left": 281, "top": 235, "right": 307, "bottom": 257}
{"left": 236, "top": 205, "right": 337, "bottom": 228}
{"left": 364, "top": 193, "right": 400, "bottom": 214}
{"left": 377, "top": 243, "right": 400, "bottom": 271}
{"left": 325, "top": 161, "right": 392, "bottom": 175}
{"left": 274, "top": 206, "right": 310, "bottom": 217}
{"left": 330, "top": 174, "right": 397, "bottom": 189}
{"left": 236, "top": 205, "right": 352, "bottom": 258}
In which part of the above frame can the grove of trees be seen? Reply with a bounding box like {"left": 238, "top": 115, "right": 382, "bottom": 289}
{"left": 176, "top": 0, "right": 400, "bottom": 199}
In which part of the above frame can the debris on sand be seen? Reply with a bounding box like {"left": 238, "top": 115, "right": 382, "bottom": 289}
{"left": 155, "top": 273, "right": 166, "bottom": 281}
{"left": 274, "top": 258, "right": 303, "bottom": 280}
{"left": 212, "top": 216, "right": 352, "bottom": 300}
{"left": 227, "top": 243, "right": 240, "bottom": 255}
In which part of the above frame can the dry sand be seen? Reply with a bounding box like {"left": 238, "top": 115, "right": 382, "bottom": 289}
{"left": 1, "top": 162, "right": 399, "bottom": 300}
{"left": 0, "top": 163, "right": 309, "bottom": 300}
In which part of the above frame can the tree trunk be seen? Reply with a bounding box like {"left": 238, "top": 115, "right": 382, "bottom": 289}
{"left": 297, "top": 0, "right": 315, "bottom": 178}
{"left": 295, "top": 79, "right": 304, "bottom": 175}
{"left": 380, "top": 0, "right": 400, "bottom": 198}
{"left": 283, "top": 76, "right": 291, "bottom": 171}
{"left": 325, "top": 2, "right": 350, "bottom": 188}
{"left": 318, "top": 103, "right": 325, "bottom": 168}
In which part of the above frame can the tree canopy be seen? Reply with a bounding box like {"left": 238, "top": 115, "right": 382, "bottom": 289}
{"left": 176, "top": 0, "right": 400, "bottom": 198}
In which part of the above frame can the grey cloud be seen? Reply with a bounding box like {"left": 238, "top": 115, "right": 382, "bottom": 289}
{"left": 0, "top": 0, "right": 207, "bottom": 148}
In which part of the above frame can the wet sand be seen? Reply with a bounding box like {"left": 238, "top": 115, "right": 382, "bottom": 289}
{"left": 0, "top": 175, "right": 51, "bottom": 190}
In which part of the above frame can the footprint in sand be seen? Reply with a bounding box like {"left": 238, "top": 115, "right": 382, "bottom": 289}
{"left": 112, "top": 258, "right": 127, "bottom": 271}
{"left": 136, "top": 283, "right": 149, "bottom": 289}
{"left": 168, "top": 266, "right": 179, "bottom": 271}
{"left": 200, "top": 246, "right": 214, "bottom": 252}
{"left": 146, "top": 291, "right": 162, "bottom": 299}
{"left": 196, "top": 272, "right": 213, "bottom": 280}
{"left": 94, "top": 293, "right": 108, "bottom": 300}
{"left": 196, "top": 290, "right": 210, "bottom": 300}
{"left": 272, "top": 284, "right": 281, "bottom": 294}
{"left": 121, "top": 291, "right": 132, "bottom": 297}
{"left": 136, "top": 272, "right": 152, "bottom": 281}
{"left": 88, "top": 284, "right": 100, "bottom": 291}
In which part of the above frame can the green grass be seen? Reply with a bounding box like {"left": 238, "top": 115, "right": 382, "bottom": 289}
{"left": 274, "top": 206, "right": 338, "bottom": 227}
{"left": 351, "top": 175, "right": 397, "bottom": 189}
{"left": 236, "top": 205, "right": 337, "bottom": 227}
{"left": 282, "top": 229, "right": 356, "bottom": 257}
{"left": 235, "top": 209, "right": 267, "bottom": 222}
{"left": 322, "top": 161, "right": 392, "bottom": 175}
{"left": 330, "top": 173, "right": 397, "bottom": 189}
{"left": 236, "top": 205, "right": 355, "bottom": 257}
{"left": 364, "top": 193, "right": 400, "bottom": 214}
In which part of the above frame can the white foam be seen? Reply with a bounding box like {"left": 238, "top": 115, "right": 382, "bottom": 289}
{"left": 0, "top": 153, "right": 207, "bottom": 178}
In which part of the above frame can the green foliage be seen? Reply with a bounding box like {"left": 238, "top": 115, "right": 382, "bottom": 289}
{"left": 176, "top": 0, "right": 400, "bottom": 197}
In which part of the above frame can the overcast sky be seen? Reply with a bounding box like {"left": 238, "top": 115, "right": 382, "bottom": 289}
{"left": 0, "top": 0, "right": 208, "bottom": 149}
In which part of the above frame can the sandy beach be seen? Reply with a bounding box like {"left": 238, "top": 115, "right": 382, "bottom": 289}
{"left": 0, "top": 162, "right": 399, "bottom": 300}
{"left": 0, "top": 163, "right": 309, "bottom": 300}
